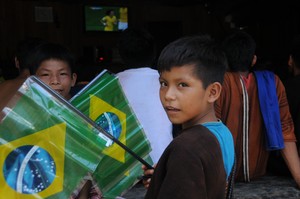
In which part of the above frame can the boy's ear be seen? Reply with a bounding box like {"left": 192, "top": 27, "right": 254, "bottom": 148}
{"left": 251, "top": 55, "right": 257, "bottom": 67}
{"left": 207, "top": 82, "right": 222, "bottom": 103}
{"left": 288, "top": 55, "right": 293, "bottom": 67}
{"left": 15, "top": 57, "right": 20, "bottom": 71}
{"left": 71, "top": 73, "right": 77, "bottom": 87}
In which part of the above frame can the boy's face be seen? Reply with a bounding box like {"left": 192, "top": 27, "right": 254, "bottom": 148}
{"left": 35, "top": 59, "right": 77, "bottom": 100}
{"left": 159, "top": 64, "right": 215, "bottom": 129}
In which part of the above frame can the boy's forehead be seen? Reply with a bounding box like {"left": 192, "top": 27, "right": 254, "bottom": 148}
{"left": 160, "top": 64, "right": 196, "bottom": 73}
{"left": 40, "top": 59, "right": 72, "bottom": 71}
{"left": 160, "top": 64, "right": 198, "bottom": 78}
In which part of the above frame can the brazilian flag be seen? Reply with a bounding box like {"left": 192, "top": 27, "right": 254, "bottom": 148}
{"left": 0, "top": 76, "right": 108, "bottom": 199}
{"left": 70, "top": 69, "right": 153, "bottom": 198}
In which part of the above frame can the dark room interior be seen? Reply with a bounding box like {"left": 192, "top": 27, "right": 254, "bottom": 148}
{"left": 1, "top": 0, "right": 300, "bottom": 81}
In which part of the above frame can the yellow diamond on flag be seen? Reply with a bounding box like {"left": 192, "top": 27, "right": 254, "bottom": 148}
{"left": 89, "top": 95, "right": 126, "bottom": 163}
{"left": 0, "top": 123, "right": 66, "bottom": 199}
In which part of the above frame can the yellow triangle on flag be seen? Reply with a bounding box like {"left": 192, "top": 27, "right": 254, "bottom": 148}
{"left": 0, "top": 123, "right": 66, "bottom": 199}
{"left": 89, "top": 95, "right": 126, "bottom": 163}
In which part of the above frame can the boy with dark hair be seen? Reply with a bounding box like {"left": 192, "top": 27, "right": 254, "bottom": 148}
{"left": 25, "top": 42, "right": 77, "bottom": 100}
{"left": 215, "top": 31, "right": 300, "bottom": 187}
{"left": 16, "top": 42, "right": 103, "bottom": 198}
{"left": 144, "top": 35, "right": 235, "bottom": 199}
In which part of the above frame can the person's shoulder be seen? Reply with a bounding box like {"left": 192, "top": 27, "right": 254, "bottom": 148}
{"left": 0, "top": 77, "right": 27, "bottom": 110}
{"left": 223, "top": 72, "right": 239, "bottom": 80}
{"left": 204, "top": 120, "right": 228, "bottom": 129}
{"left": 222, "top": 72, "right": 240, "bottom": 88}
{"left": 0, "top": 77, "right": 25, "bottom": 91}
{"left": 171, "top": 125, "right": 218, "bottom": 147}
{"left": 165, "top": 125, "right": 222, "bottom": 159}
{"left": 253, "top": 69, "right": 277, "bottom": 78}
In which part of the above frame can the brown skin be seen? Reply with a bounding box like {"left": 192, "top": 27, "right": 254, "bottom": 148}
{"left": 0, "top": 69, "right": 30, "bottom": 111}
{"left": 142, "top": 64, "right": 222, "bottom": 189}
{"left": 35, "top": 59, "right": 77, "bottom": 100}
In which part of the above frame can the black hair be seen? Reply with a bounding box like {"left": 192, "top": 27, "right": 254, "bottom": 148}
{"left": 289, "top": 35, "right": 300, "bottom": 69}
{"left": 157, "top": 34, "right": 228, "bottom": 89}
{"left": 15, "top": 37, "right": 46, "bottom": 71}
{"left": 221, "top": 30, "right": 256, "bottom": 72}
{"left": 118, "top": 28, "right": 156, "bottom": 69}
{"left": 25, "top": 42, "right": 75, "bottom": 75}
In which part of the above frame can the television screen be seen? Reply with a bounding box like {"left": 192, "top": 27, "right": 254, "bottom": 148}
{"left": 84, "top": 6, "right": 128, "bottom": 32}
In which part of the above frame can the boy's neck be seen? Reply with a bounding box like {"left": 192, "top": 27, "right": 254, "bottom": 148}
{"left": 239, "top": 71, "right": 250, "bottom": 77}
{"left": 182, "top": 109, "right": 218, "bottom": 129}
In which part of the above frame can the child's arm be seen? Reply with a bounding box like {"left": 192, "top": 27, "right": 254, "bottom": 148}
{"left": 281, "top": 141, "right": 300, "bottom": 188}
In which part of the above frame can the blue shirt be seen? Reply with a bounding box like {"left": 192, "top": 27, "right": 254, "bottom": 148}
{"left": 202, "top": 121, "right": 235, "bottom": 179}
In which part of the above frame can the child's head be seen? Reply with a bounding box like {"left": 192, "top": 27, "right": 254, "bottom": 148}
{"left": 221, "top": 30, "right": 256, "bottom": 72}
{"left": 157, "top": 35, "right": 228, "bottom": 128}
{"left": 157, "top": 34, "right": 227, "bottom": 89}
{"left": 26, "top": 42, "right": 77, "bottom": 99}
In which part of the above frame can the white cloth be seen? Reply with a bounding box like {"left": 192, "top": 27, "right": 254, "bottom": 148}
{"left": 116, "top": 67, "right": 173, "bottom": 163}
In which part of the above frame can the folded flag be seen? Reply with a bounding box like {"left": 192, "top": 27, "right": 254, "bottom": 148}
{"left": 0, "top": 76, "right": 108, "bottom": 199}
{"left": 70, "top": 69, "right": 153, "bottom": 198}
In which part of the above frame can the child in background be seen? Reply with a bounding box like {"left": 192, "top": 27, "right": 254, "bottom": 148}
{"left": 216, "top": 31, "right": 300, "bottom": 188}
{"left": 25, "top": 42, "right": 101, "bottom": 199}
{"left": 144, "top": 35, "right": 235, "bottom": 199}
{"left": 25, "top": 42, "right": 77, "bottom": 100}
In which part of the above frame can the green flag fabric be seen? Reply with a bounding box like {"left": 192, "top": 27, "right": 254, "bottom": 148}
{"left": 70, "top": 69, "right": 153, "bottom": 198}
{"left": 0, "top": 76, "right": 108, "bottom": 199}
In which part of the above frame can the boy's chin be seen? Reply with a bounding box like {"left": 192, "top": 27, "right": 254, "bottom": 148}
{"left": 169, "top": 120, "right": 183, "bottom": 125}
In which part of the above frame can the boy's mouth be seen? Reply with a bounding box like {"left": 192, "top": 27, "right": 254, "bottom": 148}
{"left": 53, "top": 89, "right": 63, "bottom": 94}
{"left": 165, "top": 106, "right": 180, "bottom": 112}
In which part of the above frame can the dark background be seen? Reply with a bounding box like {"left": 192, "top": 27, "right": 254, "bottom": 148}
{"left": 1, "top": 0, "right": 300, "bottom": 81}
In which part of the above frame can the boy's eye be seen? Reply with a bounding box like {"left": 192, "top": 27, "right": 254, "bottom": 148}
{"left": 40, "top": 73, "right": 49, "bottom": 77}
{"left": 178, "top": 82, "right": 188, "bottom": 87}
{"left": 160, "top": 81, "right": 167, "bottom": 87}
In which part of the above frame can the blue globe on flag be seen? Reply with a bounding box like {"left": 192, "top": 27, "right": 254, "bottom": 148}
{"left": 96, "top": 112, "right": 122, "bottom": 146}
{"left": 3, "top": 145, "right": 56, "bottom": 194}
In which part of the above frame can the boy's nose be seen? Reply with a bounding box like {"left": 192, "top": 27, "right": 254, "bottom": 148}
{"left": 50, "top": 75, "right": 60, "bottom": 85}
{"left": 164, "top": 88, "right": 176, "bottom": 101}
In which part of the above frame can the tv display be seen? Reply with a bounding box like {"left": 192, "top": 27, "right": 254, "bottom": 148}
{"left": 84, "top": 5, "right": 128, "bottom": 32}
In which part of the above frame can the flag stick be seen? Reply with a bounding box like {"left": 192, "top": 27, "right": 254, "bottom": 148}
{"left": 31, "top": 76, "right": 154, "bottom": 170}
